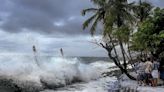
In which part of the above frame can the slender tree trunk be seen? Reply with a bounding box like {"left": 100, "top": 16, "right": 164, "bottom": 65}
{"left": 119, "top": 41, "right": 127, "bottom": 69}
{"left": 108, "top": 51, "right": 136, "bottom": 80}
{"left": 100, "top": 43, "right": 136, "bottom": 80}
{"left": 127, "top": 43, "right": 135, "bottom": 69}
{"left": 127, "top": 43, "right": 132, "bottom": 60}
{"left": 116, "top": 14, "right": 127, "bottom": 69}
{"left": 109, "top": 35, "right": 119, "bottom": 62}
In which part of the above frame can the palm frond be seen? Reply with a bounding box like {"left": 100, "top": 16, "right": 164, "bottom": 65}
{"left": 83, "top": 13, "right": 98, "bottom": 30}
{"left": 90, "top": 14, "right": 100, "bottom": 35}
{"left": 82, "top": 8, "right": 98, "bottom": 16}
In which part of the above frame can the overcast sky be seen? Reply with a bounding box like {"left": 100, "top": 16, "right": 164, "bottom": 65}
{"left": 0, "top": 0, "right": 163, "bottom": 57}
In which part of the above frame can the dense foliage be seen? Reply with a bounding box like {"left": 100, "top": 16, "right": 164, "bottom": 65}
{"left": 131, "top": 8, "right": 164, "bottom": 58}
{"left": 82, "top": 0, "right": 164, "bottom": 80}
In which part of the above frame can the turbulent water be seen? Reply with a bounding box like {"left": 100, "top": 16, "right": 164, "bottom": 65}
{"left": 0, "top": 55, "right": 119, "bottom": 92}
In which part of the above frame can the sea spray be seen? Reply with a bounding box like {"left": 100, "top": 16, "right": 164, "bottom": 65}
{"left": 0, "top": 55, "right": 115, "bottom": 91}
{"left": 32, "top": 45, "right": 40, "bottom": 67}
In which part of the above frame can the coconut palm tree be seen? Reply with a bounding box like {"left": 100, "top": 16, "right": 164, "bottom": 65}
{"left": 107, "top": 0, "right": 134, "bottom": 69}
{"left": 82, "top": 0, "right": 136, "bottom": 80}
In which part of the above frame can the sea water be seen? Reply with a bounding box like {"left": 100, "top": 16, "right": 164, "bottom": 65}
{"left": 0, "top": 55, "right": 119, "bottom": 92}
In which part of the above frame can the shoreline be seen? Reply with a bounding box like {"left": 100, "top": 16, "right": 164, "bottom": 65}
{"left": 0, "top": 76, "right": 118, "bottom": 92}
{"left": 0, "top": 68, "right": 121, "bottom": 92}
{"left": 118, "top": 72, "right": 164, "bottom": 92}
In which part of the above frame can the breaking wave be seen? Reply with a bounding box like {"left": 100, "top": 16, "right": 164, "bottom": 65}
{"left": 0, "top": 55, "right": 114, "bottom": 91}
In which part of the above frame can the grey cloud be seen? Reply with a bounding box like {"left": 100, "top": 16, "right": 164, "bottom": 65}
{"left": 0, "top": 0, "right": 163, "bottom": 57}
{"left": 0, "top": 0, "right": 163, "bottom": 35}
{"left": 0, "top": 39, "right": 31, "bottom": 53}
{"left": 0, "top": 0, "right": 92, "bottom": 35}
{"left": 0, "top": 30, "right": 106, "bottom": 56}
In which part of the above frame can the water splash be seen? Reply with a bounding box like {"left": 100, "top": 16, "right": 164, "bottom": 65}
{"left": 0, "top": 55, "right": 114, "bottom": 88}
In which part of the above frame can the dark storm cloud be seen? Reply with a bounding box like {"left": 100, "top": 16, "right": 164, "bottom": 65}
{"left": 0, "top": 0, "right": 163, "bottom": 56}
{"left": 0, "top": 0, "right": 163, "bottom": 35}
{"left": 0, "top": 0, "right": 93, "bottom": 35}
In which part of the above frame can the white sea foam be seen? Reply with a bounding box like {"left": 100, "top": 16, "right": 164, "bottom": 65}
{"left": 0, "top": 55, "right": 115, "bottom": 87}
{"left": 41, "top": 76, "right": 118, "bottom": 92}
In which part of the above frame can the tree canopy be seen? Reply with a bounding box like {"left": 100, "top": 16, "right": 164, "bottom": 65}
{"left": 81, "top": 0, "right": 164, "bottom": 80}
{"left": 131, "top": 8, "right": 164, "bottom": 57}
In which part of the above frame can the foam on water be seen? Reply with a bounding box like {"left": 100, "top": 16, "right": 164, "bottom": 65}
{"left": 0, "top": 55, "right": 114, "bottom": 87}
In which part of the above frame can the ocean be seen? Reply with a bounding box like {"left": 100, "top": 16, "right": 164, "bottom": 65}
{"left": 0, "top": 55, "right": 119, "bottom": 92}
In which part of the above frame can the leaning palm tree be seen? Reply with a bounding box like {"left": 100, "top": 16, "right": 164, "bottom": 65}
{"left": 82, "top": 0, "right": 136, "bottom": 80}
{"left": 106, "top": 0, "right": 135, "bottom": 69}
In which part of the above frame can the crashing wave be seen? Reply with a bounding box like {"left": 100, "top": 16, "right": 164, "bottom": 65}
{"left": 0, "top": 55, "right": 114, "bottom": 91}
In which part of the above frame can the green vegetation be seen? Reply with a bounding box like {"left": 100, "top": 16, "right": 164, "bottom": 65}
{"left": 82, "top": 0, "right": 164, "bottom": 80}
{"left": 131, "top": 7, "right": 164, "bottom": 58}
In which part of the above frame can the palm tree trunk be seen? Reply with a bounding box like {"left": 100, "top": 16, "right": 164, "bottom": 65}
{"left": 107, "top": 49, "right": 136, "bottom": 80}
{"left": 109, "top": 35, "right": 119, "bottom": 62}
{"left": 100, "top": 42, "right": 136, "bottom": 80}
{"left": 117, "top": 14, "right": 127, "bottom": 69}
{"left": 127, "top": 43, "right": 133, "bottom": 60}
{"left": 119, "top": 41, "right": 127, "bottom": 69}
